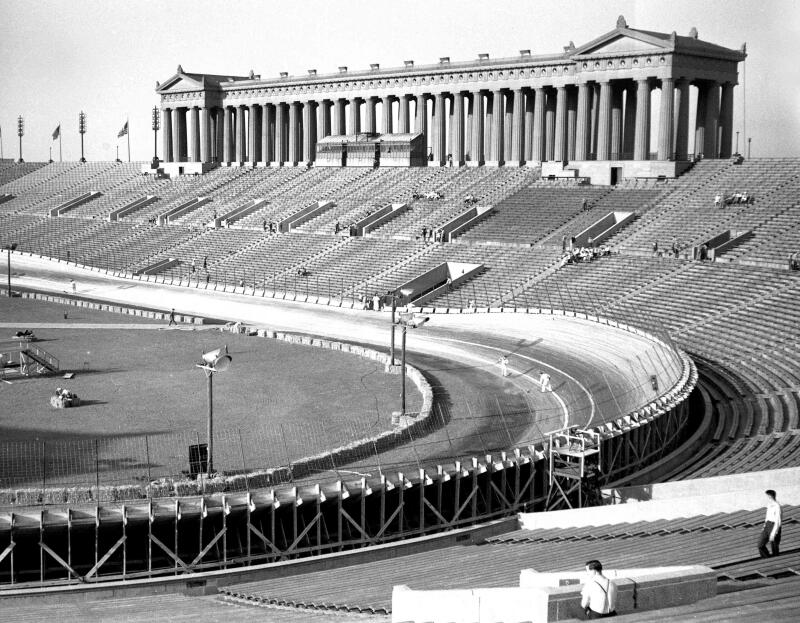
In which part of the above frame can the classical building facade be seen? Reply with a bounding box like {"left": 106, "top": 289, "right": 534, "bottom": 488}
{"left": 155, "top": 16, "right": 745, "bottom": 176}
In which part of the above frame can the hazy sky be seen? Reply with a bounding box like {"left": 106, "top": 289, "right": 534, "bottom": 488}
{"left": 1, "top": 0, "right": 797, "bottom": 162}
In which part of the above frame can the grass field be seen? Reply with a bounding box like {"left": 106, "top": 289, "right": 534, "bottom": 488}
{"left": 0, "top": 296, "right": 422, "bottom": 487}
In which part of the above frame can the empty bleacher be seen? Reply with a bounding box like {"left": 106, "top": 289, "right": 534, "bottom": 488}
{"left": 215, "top": 505, "right": 799, "bottom": 617}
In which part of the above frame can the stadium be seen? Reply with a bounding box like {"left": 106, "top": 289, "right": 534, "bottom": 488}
{"left": 1, "top": 4, "right": 799, "bottom": 622}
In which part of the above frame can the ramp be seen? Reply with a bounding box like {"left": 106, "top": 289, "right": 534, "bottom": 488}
{"left": 109, "top": 195, "right": 159, "bottom": 221}
{"left": 49, "top": 191, "right": 102, "bottom": 217}
{"left": 158, "top": 197, "right": 211, "bottom": 225}
{"left": 279, "top": 200, "right": 335, "bottom": 233}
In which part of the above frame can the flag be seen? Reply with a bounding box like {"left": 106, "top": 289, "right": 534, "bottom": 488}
{"left": 117, "top": 120, "right": 128, "bottom": 138}
{"left": 52, "top": 124, "right": 60, "bottom": 140}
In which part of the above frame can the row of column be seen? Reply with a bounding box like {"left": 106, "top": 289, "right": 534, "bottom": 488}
{"left": 161, "top": 79, "right": 735, "bottom": 165}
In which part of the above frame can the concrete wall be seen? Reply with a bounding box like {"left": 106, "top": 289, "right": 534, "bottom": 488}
{"left": 391, "top": 565, "right": 716, "bottom": 623}
{"left": 520, "top": 466, "right": 800, "bottom": 530}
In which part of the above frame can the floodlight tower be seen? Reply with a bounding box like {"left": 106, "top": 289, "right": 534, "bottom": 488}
{"left": 388, "top": 286, "right": 414, "bottom": 365}
{"left": 151, "top": 106, "right": 161, "bottom": 169}
{"left": 196, "top": 347, "right": 232, "bottom": 475}
{"left": 16, "top": 116, "right": 24, "bottom": 163}
{"left": 398, "top": 311, "right": 429, "bottom": 415}
{"left": 78, "top": 111, "right": 87, "bottom": 163}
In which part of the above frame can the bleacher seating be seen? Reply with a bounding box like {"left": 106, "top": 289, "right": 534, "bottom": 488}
{"left": 214, "top": 505, "right": 799, "bottom": 617}
{"left": 3, "top": 158, "right": 800, "bottom": 481}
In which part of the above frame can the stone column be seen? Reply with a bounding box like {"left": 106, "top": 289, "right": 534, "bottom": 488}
{"left": 188, "top": 107, "right": 200, "bottom": 162}
{"left": 303, "top": 101, "right": 316, "bottom": 164}
{"left": 694, "top": 84, "right": 708, "bottom": 159}
{"left": 349, "top": 98, "right": 361, "bottom": 135}
{"left": 610, "top": 88, "right": 623, "bottom": 160}
{"left": 503, "top": 95, "right": 514, "bottom": 163}
{"left": 398, "top": 95, "right": 411, "bottom": 133}
{"left": 544, "top": 90, "right": 556, "bottom": 161}
{"left": 200, "top": 107, "right": 211, "bottom": 163}
{"left": 289, "top": 102, "right": 301, "bottom": 164}
{"left": 275, "top": 103, "right": 286, "bottom": 165}
{"left": 530, "top": 87, "right": 546, "bottom": 162}
{"left": 489, "top": 90, "right": 504, "bottom": 165}
{"left": 566, "top": 88, "right": 578, "bottom": 161}
{"left": 553, "top": 86, "right": 567, "bottom": 162}
{"left": 171, "top": 108, "right": 182, "bottom": 162}
{"left": 365, "top": 97, "right": 377, "bottom": 134}
{"left": 633, "top": 79, "right": 651, "bottom": 161}
{"left": 470, "top": 91, "right": 484, "bottom": 165}
{"left": 657, "top": 77, "right": 675, "bottom": 160}
{"left": 432, "top": 92, "right": 446, "bottom": 165}
{"left": 318, "top": 100, "right": 331, "bottom": 140}
{"left": 574, "top": 83, "right": 591, "bottom": 160}
{"left": 524, "top": 91, "right": 535, "bottom": 162}
{"left": 234, "top": 106, "right": 245, "bottom": 163}
{"left": 333, "top": 99, "right": 346, "bottom": 135}
{"left": 674, "top": 79, "right": 691, "bottom": 160}
{"left": 595, "top": 81, "right": 612, "bottom": 160}
{"left": 249, "top": 104, "right": 260, "bottom": 165}
{"left": 215, "top": 108, "right": 224, "bottom": 163}
{"left": 452, "top": 92, "right": 465, "bottom": 165}
{"left": 704, "top": 82, "right": 720, "bottom": 158}
{"left": 718, "top": 82, "right": 735, "bottom": 158}
{"left": 261, "top": 104, "right": 273, "bottom": 164}
{"left": 510, "top": 88, "right": 525, "bottom": 165}
{"left": 162, "top": 107, "right": 173, "bottom": 162}
{"left": 415, "top": 94, "right": 427, "bottom": 151}
{"left": 623, "top": 85, "right": 637, "bottom": 159}
{"left": 381, "top": 96, "right": 393, "bottom": 134}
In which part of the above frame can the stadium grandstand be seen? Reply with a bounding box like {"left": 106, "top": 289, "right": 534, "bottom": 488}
{"left": 1, "top": 13, "right": 800, "bottom": 623}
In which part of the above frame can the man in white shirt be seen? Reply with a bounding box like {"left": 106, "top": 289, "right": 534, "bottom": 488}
{"left": 580, "top": 559, "right": 617, "bottom": 618}
{"left": 758, "top": 489, "right": 782, "bottom": 557}
{"left": 540, "top": 372, "right": 552, "bottom": 392}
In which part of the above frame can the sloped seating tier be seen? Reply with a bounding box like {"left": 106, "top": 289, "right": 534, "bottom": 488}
{"left": 0, "top": 162, "right": 143, "bottom": 215}
{"left": 608, "top": 158, "right": 800, "bottom": 256}
{"left": 218, "top": 506, "right": 799, "bottom": 616}
{"left": 0, "top": 161, "right": 47, "bottom": 186}
{"left": 513, "top": 254, "right": 686, "bottom": 313}
{"left": 367, "top": 167, "right": 537, "bottom": 239}
{"left": 425, "top": 245, "right": 561, "bottom": 307}
{"left": 538, "top": 187, "right": 668, "bottom": 248}
{"left": 457, "top": 184, "right": 613, "bottom": 244}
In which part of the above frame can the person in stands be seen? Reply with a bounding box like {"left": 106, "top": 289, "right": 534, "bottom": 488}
{"left": 581, "top": 560, "right": 618, "bottom": 618}
{"left": 758, "top": 489, "right": 782, "bottom": 557}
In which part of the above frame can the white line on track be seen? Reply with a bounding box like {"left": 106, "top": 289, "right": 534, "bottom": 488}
{"left": 425, "top": 335, "right": 598, "bottom": 429}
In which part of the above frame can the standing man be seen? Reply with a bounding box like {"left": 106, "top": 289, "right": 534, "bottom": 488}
{"left": 497, "top": 355, "right": 510, "bottom": 377}
{"left": 581, "top": 560, "right": 617, "bottom": 619}
{"left": 168, "top": 308, "right": 176, "bottom": 326}
{"left": 539, "top": 371, "right": 552, "bottom": 392}
{"left": 70, "top": 279, "right": 76, "bottom": 294}
{"left": 758, "top": 489, "right": 782, "bottom": 557}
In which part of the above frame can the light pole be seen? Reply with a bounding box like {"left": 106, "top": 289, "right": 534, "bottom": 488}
{"left": 195, "top": 347, "right": 232, "bottom": 475}
{"left": 397, "top": 310, "right": 429, "bottom": 416}
{"left": 735, "top": 131, "right": 740, "bottom": 155}
{"left": 389, "top": 286, "right": 414, "bottom": 365}
{"left": 151, "top": 106, "right": 161, "bottom": 169}
{"left": 16, "top": 116, "right": 24, "bottom": 163}
{"left": 5, "top": 243, "right": 17, "bottom": 297}
{"left": 78, "top": 111, "right": 87, "bottom": 163}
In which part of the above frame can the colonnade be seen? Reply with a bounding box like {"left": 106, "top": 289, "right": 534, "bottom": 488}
{"left": 162, "top": 78, "right": 735, "bottom": 166}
